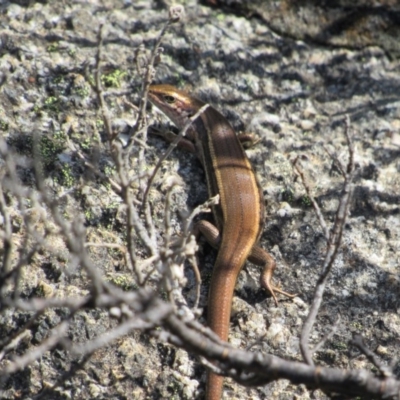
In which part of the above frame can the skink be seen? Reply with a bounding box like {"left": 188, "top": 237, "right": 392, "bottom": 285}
{"left": 148, "top": 84, "right": 293, "bottom": 400}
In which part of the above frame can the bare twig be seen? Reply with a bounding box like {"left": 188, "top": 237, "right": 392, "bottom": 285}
{"left": 323, "top": 145, "right": 347, "bottom": 177}
{"left": 293, "top": 157, "right": 329, "bottom": 239}
{"left": 300, "top": 116, "right": 355, "bottom": 365}
{"left": 0, "top": 321, "right": 69, "bottom": 375}
{"left": 179, "top": 195, "right": 219, "bottom": 312}
{"left": 0, "top": 170, "right": 13, "bottom": 298}
{"left": 84, "top": 242, "right": 126, "bottom": 251}
{"left": 126, "top": 7, "right": 185, "bottom": 225}
{"left": 312, "top": 314, "right": 341, "bottom": 354}
{"left": 32, "top": 354, "right": 92, "bottom": 400}
{"left": 4, "top": 269, "right": 400, "bottom": 399}
{"left": 94, "top": 24, "right": 116, "bottom": 145}
{"left": 163, "top": 311, "right": 400, "bottom": 398}
{"left": 65, "top": 135, "right": 122, "bottom": 193}
{"left": 141, "top": 103, "right": 209, "bottom": 210}
{"left": 351, "top": 335, "right": 393, "bottom": 378}
{"left": 70, "top": 312, "right": 169, "bottom": 357}
{"left": 128, "top": 5, "right": 185, "bottom": 144}
{"left": 0, "top": 310, "right": 44, "bottom": 360}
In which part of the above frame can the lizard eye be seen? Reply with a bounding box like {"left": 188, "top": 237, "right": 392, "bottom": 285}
{"left": 163, "top": 95, "right": 175, "bottom": 104}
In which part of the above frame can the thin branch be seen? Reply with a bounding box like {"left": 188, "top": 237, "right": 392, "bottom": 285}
{"left": 65, "top": 135, "right": 122, "bottom": 193}
{"left": 163, "top": 312, "right": 400, "bottom": 398}
{"left": 126, "top": 7, "right": 185, "bottom": 229}
{"left": 323, "top": 144, "right": 347, "bottom": 177}
{"left": 0, "top": 310, "right": 44, "bottom": 360}
{"left": 0, "top": 321, "right": 69, "bottom": 375}
{"left": 0, "top": 171, "right": 13, "bottom": 296}
{"left": 70, "top": 314, "right": 168, "bottom": 357}
{"left": 178, "top": 195, "right": 219, "bottom": 312}
{"left": 141, "top": 103, "right": 209, "bottom": 210}
{"left": 84, "top": 242, "right": 127, "bottom": 252}
{"left": 128, "top": 5, "right": 185, "bottom": 144}
{"left": 351, "top": 335, "right": 393, "bottom": 378}
{"left": 312, "top": 314, "right": 341, "bottom": 354}
{"left": 94, "top": 23, "right": 116, "bottom": 145}
{"left": 5, "top": 278, "right": 400, "bottom": 399}
{"left": 293, "top": 157, "right": 329, "bottom": 239}
{"left": 32, "top": 354, "right": 92, "bottom": 400}
{"left": 300, "top": 117, "right": 355, "bottom": 365}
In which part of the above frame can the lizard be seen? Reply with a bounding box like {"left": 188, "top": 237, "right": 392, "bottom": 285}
{"left": 148, "top": 84, "right": 294, "bottom": 400}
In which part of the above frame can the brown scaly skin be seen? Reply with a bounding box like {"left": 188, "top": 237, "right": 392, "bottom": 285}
{"left": 148, "top": 85, "right": 294, "bottom": 400}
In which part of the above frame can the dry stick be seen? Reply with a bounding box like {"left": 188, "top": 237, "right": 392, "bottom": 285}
{"left": 93, "top": 23, "right": 137, "bottom": 208}
{"left": 143, "top": 186, "right": 157, "bottom": 246}
{"left": 163, "top": 181, "right": 176, "bottom": 248}
{"left": 94, "top": 23, "right": 116, "bottom": 145}
{"left": 138, "top": 202, "right": 185, "bottom": 286}
{"left": 141, "top": 103, "right": 209, "bottom": 210}
{"left": 93, "top": 24, "right": 157, "bottom": 276}
{"left": 0, "top": 148, "right": 23, "bottom": 295}
{"left": 71, "top": 317, "right": 159, "bottom": 356}
{"left": 92, "top": 11, "right": 186, "bottom": 279}
{"left": 281, "top": 160, "right": 341, "bottom": 349}
{"left": 92, "top": 23, "right": 158, "bottom": 279}
{"left": 51, "top": 204, "right": 105, "bottom": 297}
{"left": 93, "top": 35, "right": 144, "bottom": 279}
{"left": 136, "top": 254, "right": 160, "bottom": 273}
{"left": 141, "top": 198, "right": 218, "bottom": 310}
{"left": 351, "top": 335, "right": 393, "bottom": 378}
{"left": 123, "top": 98, "right": 139, "bottom": 113}
{"left": 0, "top": 321, "right": 69, "bottom": 375}
{"left": 124, "top": 191, "right": 147, "bottom": 282}
{"left": 187, "top": 249, "right": 201, "bottom": 312}
{"left": 161, "top": 184, "right": 206, "bottom": 313}
{"left": 0, "top": 177, "right": 13, "bottom": 296}
{"left": 32, "top": 353, "right": 92, "bottom": 400}
{"left": 7, "top": 275, "right": 400, "bottom": 398}
{"left": 183, "top": 194, "right": 219, "bottom": 239}
{"left": 312, "top": 314, "right": 341, "bottom": 354}
{"left": 140, "top": 194, "right": 217, "bottom": 312}
{"left": 6, "top": 296, "right": 90, "bottom": 313}
{"left": 300, "top": 117, "right": 355, "bottom": 366}
{"left": 162, "top": 182, "right": 181, "bottom": 305}
{"left": 180, "top": 195, "right": 219, "bottom": 312}
{"left": 127, "top": 8, "right": 184, "bottom": 244}
{"left": 31, "top": 133, "right": 105, "bottom": 297}
{"left": 128, "top": 7, "right": 184, "bottom": 229}
{"left": 201, "top": 356, "right": 228, "bottom": 378}
{"left": 115, "top": 154, "right": 143, "bottom": 281}
{"left": 9, "top": 193, "right": 54, "bottom": 301}
{"left": 85, "top": 242, "right": 127, "bottom": 252}
{"left": 323, "top": 144, "right": 347, "bottom": 177}
{"left": 293, "top": 157, "right": 329, "bottom": 240}
{"left": 128, "top": 5, "right": 185, "bottom": 145}
{"left": 0, "top": 310, "right": 44, "bottom": 360}
{"left": 0, "top": 141, "right": 51, "bottom": 301}
{"left": 114, "top": 145, "right": 159, "bottom": 283}
{"left": 162, "top": 311, "right": 400, "bottom": 398}
{"left": 66, "top": 136, "right": 122, "bottom": 193}
{"left": 0, "top": 233, "right": 44, "bottom": 293}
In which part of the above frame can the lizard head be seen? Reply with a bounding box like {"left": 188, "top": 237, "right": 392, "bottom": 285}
{"left": 148, "top": 84, "right": 205, "bottom": 129}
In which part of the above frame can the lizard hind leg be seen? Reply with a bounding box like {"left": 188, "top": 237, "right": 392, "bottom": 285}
{"left": 248, "top": 245, "right": 297, "bottom": 306}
